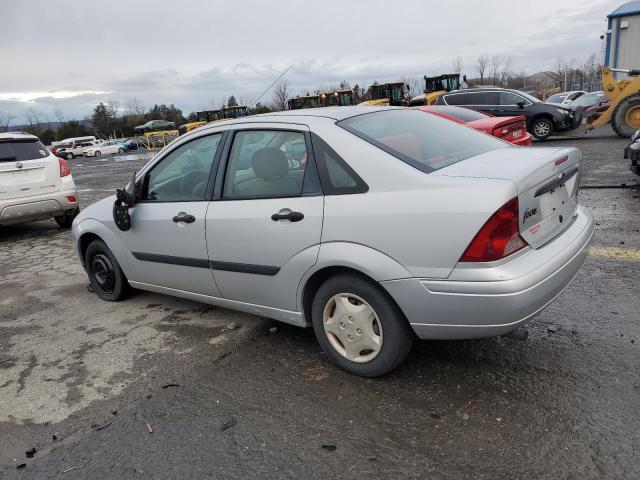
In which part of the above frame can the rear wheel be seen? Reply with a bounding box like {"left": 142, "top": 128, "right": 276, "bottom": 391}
{"left": 66, "top": 153, "right": 74, "bottom": 160}
{"left": 85, "top": 239, "right": 130, "bottom": 301}
{"left": 531, "top": 117, "right": 554, "bottom": 140}
{"left": 311, "top": 273, "right": 414, "bottom": 377}
{"left": 612, "top": 93, "right": 640, "bottom": 138}
{"left": 54, "top": 208, "right": 79, "bottom": 228}
{"left": 118, "top": 147, "right": 124, "bottom": 153}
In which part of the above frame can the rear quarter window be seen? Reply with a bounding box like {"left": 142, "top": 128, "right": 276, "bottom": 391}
{"left": 0, "top": 139, "right": 50, "bottom": 163}
{"left": 339, "top": 109, "right": 508, "bottom": 173}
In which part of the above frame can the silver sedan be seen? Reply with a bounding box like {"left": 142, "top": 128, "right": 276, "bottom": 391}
{"left": 71, "top": 107, "right": 594, "bottom": 376}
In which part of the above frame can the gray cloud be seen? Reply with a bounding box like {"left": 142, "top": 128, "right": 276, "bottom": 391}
{"left": 0, "top": 0, "right": 621, "bottom": 124}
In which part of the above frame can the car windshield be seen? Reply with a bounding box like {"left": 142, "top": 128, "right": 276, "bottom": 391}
{"left": 571, "top": 93, "right": 602, "bottom": 107}
{"left": 339, "top": 109, "right": 508, "bottom": 173}
{"left": 517, "top": 91, "right": 541, "bottom": 103}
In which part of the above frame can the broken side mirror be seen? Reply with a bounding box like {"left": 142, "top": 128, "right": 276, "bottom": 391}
{"left": 113, "top": 171, "right": 139, "bottom": 231}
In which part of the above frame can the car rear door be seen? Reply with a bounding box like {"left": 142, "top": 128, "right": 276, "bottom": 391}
{"left": 0, "top": 137, "right": 59, "bottom": 201}
{"left": 119, "top": 132, "right": 224, "bottom": 296}
{"left": 205, "top": 125, "right": 323, "bottom": 312}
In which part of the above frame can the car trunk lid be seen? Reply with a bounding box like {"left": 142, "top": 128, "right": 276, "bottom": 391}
{"left": 432, "top": 146, "right": 581, "bottom": 249}
{"left": 0, "top": 138, "right": 60, "bottom": 200}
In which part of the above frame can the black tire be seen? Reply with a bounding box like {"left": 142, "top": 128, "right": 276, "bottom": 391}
{"left": 54, "top": 207, "right": 79, "bottom": 228}
{"left": 531, "top": 117, "right": 554, "bottom": 140}
{"left": 118, "top": 148, "right": 125, "bottom": 153}
{"left": 311, "top": 273, "right": 414, "bottom": 377}
{"left": 85, "top": 239, "right": 130, "bottom": 301}
{"left": 94, "top": 151, "right": 101, "bottom": 157}
{"left": 611, "top": 93, "right": 640, "bottom": 138}
{"left": 66, "top": 153, "right": 74, "bottom": 160}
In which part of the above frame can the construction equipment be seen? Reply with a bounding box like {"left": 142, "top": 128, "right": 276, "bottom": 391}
{"left": 288, "top": 89, "right": 356, "bottom": 110}
{"left": 288, "top": 95, "right": 323, "bottom": 110}
{"left": 178, "top": 110, "right": 224, "bottom": 136}
{"left": 409, "top": 74, "right": 461, "bottom": 106}
{"left": 322, "top": 89, "right": 355, "bottom": 107}
{"left": 585, "top": 67, "right": 640, "bottom": 137}
{"left": 358, "top": 82, "right": 409, "bottom": 106}
{"left": 222, "top": 105, "right": 248, "bottom": 119}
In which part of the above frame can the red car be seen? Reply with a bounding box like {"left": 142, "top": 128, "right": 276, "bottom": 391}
{"left": 416, "top": 105, "right": 532, "bottom": 146}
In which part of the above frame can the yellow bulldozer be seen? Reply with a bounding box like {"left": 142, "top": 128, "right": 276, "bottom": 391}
{"left": 358, "top": 81, "right": 409, "bottom": 106}
{"left": 409, "top": 74, "right": 461, "bottom": 106}
{"left": 585, "top": 67, "right": 640, "bottom": 137}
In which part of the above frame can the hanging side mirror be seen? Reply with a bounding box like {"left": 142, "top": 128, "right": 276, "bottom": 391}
{"left": 113, "top": 171, "right": 138, "bottom": 231}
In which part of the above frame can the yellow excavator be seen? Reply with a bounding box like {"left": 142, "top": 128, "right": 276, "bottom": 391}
{"left": 358, "top": 81, "right": 409, "bottom": 106}
{"left": 585, "top": 67, "right": 640, "bottom": 137}
{"left": 409, "top": 74, "right": 461, "bottom": 106}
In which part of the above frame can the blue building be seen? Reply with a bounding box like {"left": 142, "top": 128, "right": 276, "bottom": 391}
{"left": 605, "top": 1, "right": 640, "bottom": 76}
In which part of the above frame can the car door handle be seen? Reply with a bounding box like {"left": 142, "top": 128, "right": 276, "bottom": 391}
{"left": 173, "top": 212, "right": 195, "bottom": 223}
{"left": 271, "top": 211, "right": 304, "bottom": 222}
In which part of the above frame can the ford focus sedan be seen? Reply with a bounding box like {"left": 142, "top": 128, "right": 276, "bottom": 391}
{"left": 71, "top": 107, "right": 594, "bottom": 377}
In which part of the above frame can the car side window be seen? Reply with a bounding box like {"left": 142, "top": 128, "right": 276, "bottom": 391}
{"left": 444, "top": 93, "right": 469, "bottom": 105}
{"left": 222, "top": 130, "right": 308, "bottom": 199}
{"left": 499, "top": 92, "right": 525, "bottom": 105}
{"left": 473, "top": 92, "right": 499, "bottom": 105}
{"left": 143, "top": 133, "right": 222, "bottom": 202}
{"left": 311, "top": 133, "right": 368, "bottom": 195}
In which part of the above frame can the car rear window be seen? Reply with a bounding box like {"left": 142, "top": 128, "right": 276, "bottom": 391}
{"left": 338, "top": 109, "right": 508, "bottom": 172}
{"left": 427, "top": 106, "right": 488, "bottom": 122}
{"left": 0, "top": 138, "right": 50, "bottom": 163}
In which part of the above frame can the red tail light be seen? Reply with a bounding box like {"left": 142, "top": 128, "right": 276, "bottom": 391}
{"left": 58, "top": 157, "right": 71, "bottom": 177}
{"left": 493, "top": 122, "right": 525, "bottom": 138}
{"left": 460, "top": 197, "right": 528, "bottom": 262}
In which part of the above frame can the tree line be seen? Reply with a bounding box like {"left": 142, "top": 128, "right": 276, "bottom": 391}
{"left": 0, "top": 52, "right": 603, "bottom": 142}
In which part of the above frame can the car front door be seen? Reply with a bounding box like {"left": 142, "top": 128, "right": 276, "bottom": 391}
{"left": 498, "top": 92, "right": 530, "bottom": 116}
{"left": 119, "top": 132, "right": 224, "bottom": 296}
{"left": 205, "top": 126, "right": 323, "bottom": 313}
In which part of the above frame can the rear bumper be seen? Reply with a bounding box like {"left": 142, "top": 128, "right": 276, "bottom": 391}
{"left": 381, "top": 204, "right": 594, "bottom": 339}
{"left": 512, "top": 133, "right": 532, "bottom": 146}
{"left": 0, "top": 184, "right": 78, "bottom": 226}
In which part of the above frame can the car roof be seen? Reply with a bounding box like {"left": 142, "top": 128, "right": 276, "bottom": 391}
{"left": 445, "top": 87, "right": 523, "bottom": 95}
{"left": 198, "top": 106, "right": 400, "bottom": 131}
{"left": 0, "top": 131, "right": 39, "bottom": 141}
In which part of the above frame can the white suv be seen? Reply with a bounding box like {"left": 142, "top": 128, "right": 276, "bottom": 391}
{"left": 0, "top": 132, "right": 79, "bottom": 228}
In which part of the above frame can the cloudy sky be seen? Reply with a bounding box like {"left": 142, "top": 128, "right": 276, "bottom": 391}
{"left": 0, "top": 0, "right": 621, "bottom": 124}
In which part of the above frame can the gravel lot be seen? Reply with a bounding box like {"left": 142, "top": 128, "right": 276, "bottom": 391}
{"left": 1, "top": 126, "right": 639, "bottom": 479}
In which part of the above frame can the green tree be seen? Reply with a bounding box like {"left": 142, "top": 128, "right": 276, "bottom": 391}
{"left": 145, "top": 104, "right": 185, "bottom": 126}
{"left": 248, "top": 102, "right": 271, "bottom": 115}
{"left": 91, "top": 103, "right": 116, "bottom": 136}
{"left": 56, "top": 120, "right": 91, "bottom": 141}
{"left": 227, "top": 95, "right": 238, "bottom": 107}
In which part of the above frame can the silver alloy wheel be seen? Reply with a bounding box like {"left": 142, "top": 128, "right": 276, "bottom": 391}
{"left": 534, "top": 121, "right": 550, "bottom": 137}
{"left": 322, "top": 293, "right": 383, "bottom": 363}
